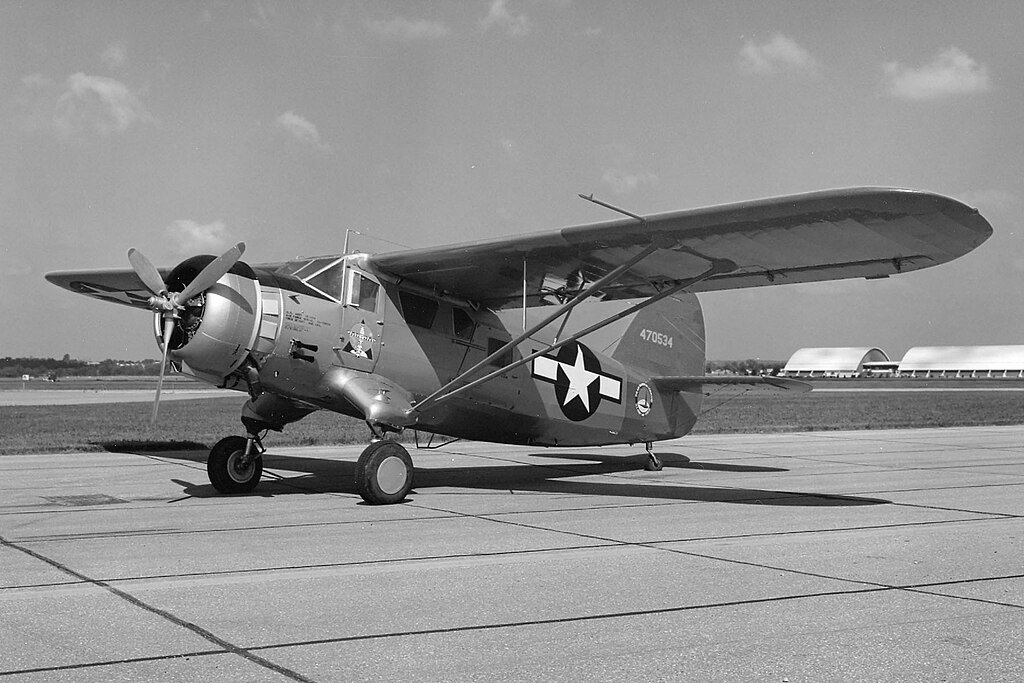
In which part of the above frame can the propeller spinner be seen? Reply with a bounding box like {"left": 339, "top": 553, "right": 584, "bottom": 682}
{"left": 127, "top": 242, "right": 246, "bottom": 424}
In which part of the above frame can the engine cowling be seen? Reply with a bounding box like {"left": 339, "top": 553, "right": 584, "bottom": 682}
{"left": 152, "top": 255, "right": 262, "bottom": 385}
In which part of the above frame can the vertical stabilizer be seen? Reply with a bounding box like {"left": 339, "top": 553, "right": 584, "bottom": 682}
{"left": 612, "top": 292, "right": 706, "bottom": 376}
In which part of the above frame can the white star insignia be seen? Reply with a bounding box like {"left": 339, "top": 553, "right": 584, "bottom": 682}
{"left": 560, "top": 345, "right": 599, "bottom": 411}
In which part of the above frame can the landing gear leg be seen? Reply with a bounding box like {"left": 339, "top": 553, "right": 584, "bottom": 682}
{"left": 354, "top": 439, "right": 413, "bottom": 505}
{"left": 643, "top": 441, "right": 663, "bottom": 471}
{"left": 208, "top": 434, "right": 264, "bottom": 493}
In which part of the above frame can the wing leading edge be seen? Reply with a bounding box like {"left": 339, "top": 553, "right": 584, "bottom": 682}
{"left": 368, "top": 187, "right": 992, "bottom": 308}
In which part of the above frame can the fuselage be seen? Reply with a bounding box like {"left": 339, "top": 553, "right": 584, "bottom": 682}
{"left": 168, "top": 253, "right": 705, "bottom": 447}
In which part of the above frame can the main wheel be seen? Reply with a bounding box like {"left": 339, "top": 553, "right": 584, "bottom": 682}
{"left": 208, "top": 436, "right": 263, "bottom": 494}
{"left": 354, "top": 440, "right": 413, "bottom": 505}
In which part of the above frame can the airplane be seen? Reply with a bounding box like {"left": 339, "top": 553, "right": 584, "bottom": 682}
{"left": 46, "top": 187, "right": 992, "bottom": 505}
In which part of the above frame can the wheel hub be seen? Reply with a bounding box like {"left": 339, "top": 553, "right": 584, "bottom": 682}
{"left": 228, "top": 450, "right": 256, "bottom": 483}
{"left": 376, "top": 455, "right": 409, "bottom": 495}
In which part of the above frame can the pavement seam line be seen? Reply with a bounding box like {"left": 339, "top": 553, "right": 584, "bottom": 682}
{"left": 244, "top": 585, "right": 895, "bottom": 651}
{"left": 408, "top": 502, "right": 1024, "bottom": 612}
{"left": 243, "top": 569, "right": 1024, "bottom": 650}
{"left": 0, "top": 648, "right": 226, "bottom": 678}
{"left": 0, "top": 534, "right": 316, "bottom": 683}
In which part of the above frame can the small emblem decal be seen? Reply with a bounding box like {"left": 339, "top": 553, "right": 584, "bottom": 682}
{"left": 634, "top": 382, "right": 653, "bottom": 417}
{"left": 342, "top": 323, "right": 375, "bottom": 359}
{"left": 532, "top": 341, "right": 621, "bottom": 422}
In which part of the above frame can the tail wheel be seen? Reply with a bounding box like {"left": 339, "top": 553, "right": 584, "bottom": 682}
{"left": 355, "top": 440, "right": 413, "bottom": 505}
{"left": 208, "top": 435, "right": 263, "bottom": 493}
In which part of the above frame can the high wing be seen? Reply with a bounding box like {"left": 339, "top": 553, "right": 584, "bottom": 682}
{"left": 368, "top": 188, "right": 992, "bottom": 308}
{"left": 652, "top": 376, "right": 812, "bottom": 393}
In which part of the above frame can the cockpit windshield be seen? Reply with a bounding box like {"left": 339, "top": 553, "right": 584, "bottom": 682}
{"left": 305, "top": 260, "right": 346, "bottom": 300}
{"left": 277, "top": 256, "right": 339, "bottom": 279}
{"left": 275, "top": 256, "right": 350, "bottom": 301}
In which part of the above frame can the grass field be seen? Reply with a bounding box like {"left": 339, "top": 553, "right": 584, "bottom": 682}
{"left": 3, "top": 388, "right": 1024, "bottom": 455}
{"left": 0, "top": 376, "right": 200, "bottom": 392}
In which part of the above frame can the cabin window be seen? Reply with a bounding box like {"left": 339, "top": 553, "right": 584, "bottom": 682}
{"left": 398, "top": 291, "right": 438, "bottom": 328}
{"left": 487, "top": 337, "right": 513, "bottom": 367}
{"left": 347, "top": 271, "right": 379, "bottom": 312}
{"left": 452, "top": 308, "right": 476, "bottom": 341}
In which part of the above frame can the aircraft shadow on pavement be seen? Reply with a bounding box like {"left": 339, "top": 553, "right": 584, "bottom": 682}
{"left": 141, "top": 447, "right": 889, "bottom": 507}
{"left": 100, "top": 440, "right": 208, "bottom": 453}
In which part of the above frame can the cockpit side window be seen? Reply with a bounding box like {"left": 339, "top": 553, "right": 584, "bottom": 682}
{"left": 347, "top": 271, "right": 379, "bottom": 312}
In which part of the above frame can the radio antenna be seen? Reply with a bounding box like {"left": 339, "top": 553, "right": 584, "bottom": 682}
{"left": 578, "top": 193, "right": 646, "bottom": 224}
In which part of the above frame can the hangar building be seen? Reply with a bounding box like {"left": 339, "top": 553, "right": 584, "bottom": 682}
{"left": 898, "top": 346, "right": 1024, "bottom": 378}
{"left": 781, "top": 347, "right": 890, "bottom": 378}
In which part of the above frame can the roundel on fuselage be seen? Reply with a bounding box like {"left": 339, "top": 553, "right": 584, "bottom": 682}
{"left": 531, "top": 341, "right": 622, "bottom": 422}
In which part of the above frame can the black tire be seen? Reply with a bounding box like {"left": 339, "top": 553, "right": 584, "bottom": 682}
{"left": 208, "top": 436, "right": 262, "bottom": 494}
{"left": 354, "top": 440, "right": 413, "bottom": 505}
{"left": 644, "top": 453, "right": 664, "bottom": 471}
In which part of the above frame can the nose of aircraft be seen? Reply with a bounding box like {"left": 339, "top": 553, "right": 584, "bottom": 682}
{"left": 126, "top": 242, "right": 246, "bottom": 425}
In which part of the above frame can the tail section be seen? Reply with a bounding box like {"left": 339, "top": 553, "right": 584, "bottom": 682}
{"left": 611, "top": 293, "right": 706, "bottom": 441}
{"left": 612, "top": 292, "right": 706, "bottom": 376}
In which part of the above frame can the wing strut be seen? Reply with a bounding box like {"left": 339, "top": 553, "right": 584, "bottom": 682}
{"left": 408, "top": 256, "right": 737, "bottom": 416}
{"left": 412, "top": 194, "right": 656, "bottom": 415}
{"left": 410, "top": 241, "right": 662, "bottom": 414}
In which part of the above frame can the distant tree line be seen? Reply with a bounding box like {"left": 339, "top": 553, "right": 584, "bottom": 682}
{"left": 705, "top": 359, "right": 784, "bottom": 376}
{"left": 0, "top": 355, "right": 162, "bottom": 378}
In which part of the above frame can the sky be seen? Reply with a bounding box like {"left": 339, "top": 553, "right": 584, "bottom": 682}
{"left": 2, "top": 1, "right": 1022, "bottom": 362}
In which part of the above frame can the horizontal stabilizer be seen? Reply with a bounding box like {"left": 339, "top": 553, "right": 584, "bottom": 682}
{"left": 652, "top": 375, "right": 812, "bottom": 393}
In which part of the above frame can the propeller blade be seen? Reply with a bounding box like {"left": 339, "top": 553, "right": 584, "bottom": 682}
{"left": 151, "top": 316, "right": 176, "bottom": 426}
{"left": 127, "top": 248, "right": 168, "bottom": 298}
{"left": 174, "top": 242, "right": 246, "bottom": 305}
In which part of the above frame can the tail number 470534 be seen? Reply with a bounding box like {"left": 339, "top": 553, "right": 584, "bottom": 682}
{"left": 640, "top": 329, "right": 673, "bottom": 348}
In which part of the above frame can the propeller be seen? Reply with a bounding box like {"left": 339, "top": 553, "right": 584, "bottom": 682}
{"left": 127, "top": 242, "right": 246, "bottom": 425}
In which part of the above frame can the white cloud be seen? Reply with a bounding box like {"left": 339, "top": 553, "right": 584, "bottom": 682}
{"left": 882, "top": 47, "right": 991, "bottom": 101}
{"left": 100, "top": 43, "right": 127, "bottom": 70}
{"left": 738, "top": 33, "right": 820, "bottom": 77}
{"left": 274, "top": 111, "right": 330, "bottom": 151}
{"left": 601, "top": 168, "right": 658, "bottom": 195}
{"left": 481, "top": 0, "right": 530, "bottom": 37}
{"left": 52, "top": 73, "right": 155, "bottom": 138}
{"left": 366, "top": 16, "right": 450, "bottom": 41}
{"left": 165, "top": 220, "right": 230, "bottom": 256}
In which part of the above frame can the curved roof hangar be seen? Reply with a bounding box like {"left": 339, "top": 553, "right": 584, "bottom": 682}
{"left": 783, "top": 347, "right": 890, "bottom": 376}
{"left": 899, "top": 346, "right": 1024, "bottom": 373}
